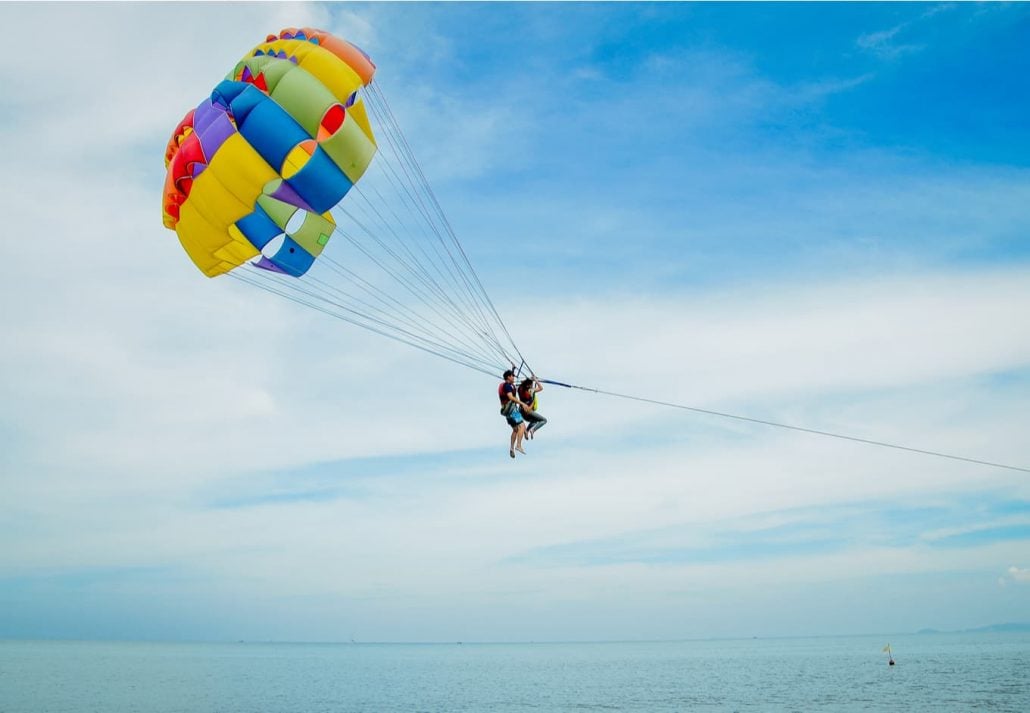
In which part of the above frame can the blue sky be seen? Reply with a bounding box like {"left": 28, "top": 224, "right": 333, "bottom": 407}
{"left": 1, "top": 2, "right": 1029, "bottom": 643}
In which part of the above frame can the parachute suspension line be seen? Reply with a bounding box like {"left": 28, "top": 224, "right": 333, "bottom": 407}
{"left": 324, "top": 216, "right": 469, "bottom": 337}
{"left": 337, "top": 177, "right": 472, "bottom": 316}
{"left": 360, "top": 90, "right": 496, "bottom": 335}
{"left": 365, "top": 82, "right": 530, "bottom": 372}
{"left": 364, "top": 82, "right": 493, "bottom": 311}
{"left": 362, "top": 84, "right": 509, "bottom": 344}
{"left": 354, "top": 131, "right": 510, "bottom": 367}
{"left": 325, "top": 221, "right": 510, "bottom": 369}
{"left": 348, "top": 152, "right": 493, "bottom": 335}
{"left": 541, "top": 380, "right": 1030, "bottom": 474}
{"left": 243, "top": 267, "right": 499, "bottom": 374}
{"left": 315, "top": 254, "right": 504, "bottom": 370}
{"left": 363, "top": 82, "right": 525, "bottom": 369}
{"left": 344, "top": 185, "right": 519, "bottom": 371}
{"left": 342, "top": 186, "right": 477, "bottom": 326}
{"left": 301, "top": 268, "right": 501, "bottom": 371}
{"left": 227, "top": 268, "right": 502, "bottom": 378}
{"left": 328, "top": 204, "right": 504, "bottom": 363}
{"left": 361, "top": 114, "right": 521, "bottom": 375}
{"left": 345, "top": 182, "right": 508, "bottom": 360}
{"left": 226, "top": 271, "right": 482, "bottom": 374}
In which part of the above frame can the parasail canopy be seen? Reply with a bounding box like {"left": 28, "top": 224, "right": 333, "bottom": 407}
{"left": 163, "top": 28, "right": 377, "bottom": 278}
{"left": 162, "top": 28, "right": 530, "bottom": 378}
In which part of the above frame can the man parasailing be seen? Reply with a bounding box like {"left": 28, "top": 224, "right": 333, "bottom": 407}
{"left": 498, "top": 369, "right": 527, "bottom": 459}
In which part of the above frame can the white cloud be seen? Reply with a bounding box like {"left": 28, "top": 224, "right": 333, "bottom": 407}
{"left": 999, "top": 566, "right": 1030, "bottom": 586}
{"left": 857, "top": 24, "right": 922, "bottom": 59}
{"left": 5, "top": 264, "right": 1029, "bottom": 564}
{"left": 3, "top": 4, "right": 325, "bottom": 150}
{"left": 855, "top": 4, "right": 955, "bottom": 60}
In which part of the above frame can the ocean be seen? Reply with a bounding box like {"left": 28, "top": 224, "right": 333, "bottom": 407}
{"left": 1, "top": 632, "right": 1028, "bottom": 712}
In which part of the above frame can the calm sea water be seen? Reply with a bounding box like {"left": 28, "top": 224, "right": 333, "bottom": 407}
{"left": 1, "top": 633, "right": 1028, "bottom": 712}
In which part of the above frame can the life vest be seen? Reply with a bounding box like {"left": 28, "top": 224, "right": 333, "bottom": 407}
{"left": 518, "top": 385, "right": 538, "bottom": 410}
{"left": 498, "top": 382, "right": 513, "bottom": 407}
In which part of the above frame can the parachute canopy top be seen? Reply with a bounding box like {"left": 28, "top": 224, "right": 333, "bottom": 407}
{"left": 162, "top": 28, "right": 378, "bottom": 278}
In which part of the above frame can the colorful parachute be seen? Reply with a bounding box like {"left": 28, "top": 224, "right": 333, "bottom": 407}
{"left": 162, "top": 28, "right": 377, "bottom": 278}
{"left": 162, "top": 28, "right": 529, "bottom": 378}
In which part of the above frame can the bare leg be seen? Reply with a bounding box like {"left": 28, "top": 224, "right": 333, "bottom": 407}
{"left": 509, "top": 427, "right": 517, "bottom": 458}
{"left": 515, "top": 423, "right": 526, "bottom": 454}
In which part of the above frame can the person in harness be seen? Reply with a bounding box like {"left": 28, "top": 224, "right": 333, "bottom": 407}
{"left": 518, "top": 376, "right": 547, "bottom": 439}
{"left": 499, "top": 369, "right": 527, "bottom": 458}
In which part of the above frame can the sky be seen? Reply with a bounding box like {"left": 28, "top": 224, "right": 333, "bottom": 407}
{"left": 1, "top": 1, "right": 1029, "bottom": 643}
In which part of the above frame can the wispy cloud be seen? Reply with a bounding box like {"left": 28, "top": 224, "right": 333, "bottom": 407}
{"left": 509, "top": 497, "right": 1030, "bottom": 569}
{"left": 857, "top": 24, "right": 923, "bottom": 60}
{"left": 856, "top": 4, "right": 955, "bottom": 60}
{"left": 999, "top": 566, "right": 1030, "bottom": 586}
